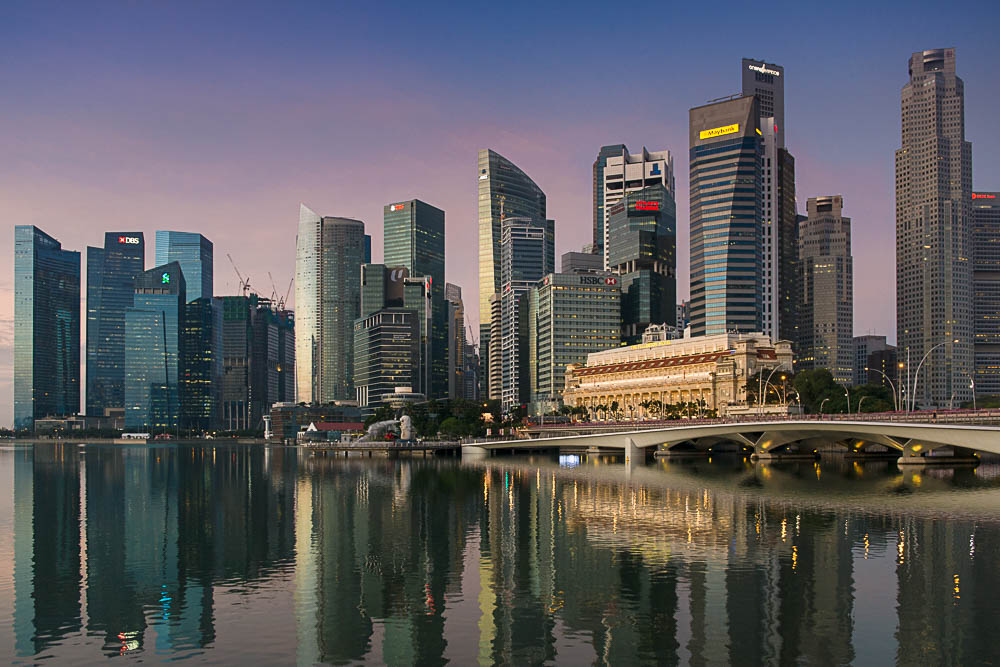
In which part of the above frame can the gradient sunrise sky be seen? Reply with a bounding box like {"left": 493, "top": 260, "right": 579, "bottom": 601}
{"left": 2, "top": 1, "right": 998, "bottom": 426}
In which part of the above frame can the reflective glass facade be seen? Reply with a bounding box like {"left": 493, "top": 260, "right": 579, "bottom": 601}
{"left": 973, "top": 192, "right": 1000, "bottom": 395}
{"left": 13, "top": 226, "right": 81, "bottom": 429}
{"left": 294, "top": 205, "right": 367, "bottom": 403}
{"left": 155, "top": 231, "right": 213, "bottom": 302}
{"left": 86, "top": 232, "right": 144, "bottom": 416}
{"left": 689, "top": 96, "right": 763, "bottom": 337}
{"left": 124, "top": 263, "right": 185, "bottom": 431}
{"left": 477, "top": 150, "right": 548, "bottom": 397}
{"left": 180, "top": 297, "right": 222, "bottom": 430}
{"left": 353, "top": 309, "right": 420, "bottom": 411}
{"left": 592, "top": 144, "right": 627, "bottom": 256}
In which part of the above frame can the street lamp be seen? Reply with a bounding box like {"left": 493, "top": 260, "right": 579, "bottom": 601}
{"left": 759, "top": 365, "right": 788, "bottom": 414}
{"left": 844, "top": 387, "right": 850, "bottom": 415}
{"left": 857, "top": 395, "right": 868, "bottom": 414}
{"left": 969, "top": 374, "right": 977, "bottom": 411}
{"left": 820, "top": 397, "right": 830, "bottom": 415}
{"left": 865, "top": 366, "right": 899, "bottom": 411}
{"left": 909, "top": 339, "right": 959, "bottom": 411}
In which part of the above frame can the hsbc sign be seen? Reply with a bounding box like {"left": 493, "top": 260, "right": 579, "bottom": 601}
{"left": 118, "top": 236, "right": 140, "bottom": 245}
{"left": 579, "top": 276, "right": 618, "bottom": 286}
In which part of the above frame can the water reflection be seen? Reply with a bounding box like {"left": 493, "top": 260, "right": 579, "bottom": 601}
{"left": 2, "top": 444, "right": 999, "bottom": 664}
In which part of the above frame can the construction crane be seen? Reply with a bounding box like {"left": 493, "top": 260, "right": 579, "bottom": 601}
{"left": 280, "top": 278, "right": 293, "bottom": 311}
{"left": 227, "top": 253, "right": 251, "bottom": 296}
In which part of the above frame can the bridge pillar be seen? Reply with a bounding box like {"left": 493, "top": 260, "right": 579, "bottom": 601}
{"left": 624, "top": 437, "right": 642, "bottom": 466}
{"left": 462, "top": 445, "right": 490, "bottom": 460}
{"left": 897, "top": 444, "right": 980, "bottom": 466}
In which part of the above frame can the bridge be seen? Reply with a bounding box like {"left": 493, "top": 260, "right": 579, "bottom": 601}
{"left": 462, "top": 419, "right": 1000, "bottom": 465}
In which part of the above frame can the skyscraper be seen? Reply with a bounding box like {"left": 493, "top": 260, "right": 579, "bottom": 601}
{"left": 445, "top": 283, "right": 466, "bottom": 401}
{"left": 896, "top": 48, "right": 973, "bottom": 407}
{"left": 689, "top": 96, "right": 763, "bottom": 337}
{"left": 606, "top": 183, "right": 677, "bottom": 342}
{"left": 295, "top": 204, "right": 368, "bottom": 403}
{"left": 741, "top": 59, "right": 785, "bottom": 146}
{"left": 154, "top": 231, "right": 213, "bottom": 302}
{"left": 86, "top": 232, "right": 144, "bottom": 417}
{"left": 972, "top": 191, "right": 1000, "bottom": 396}
{"left": 383, "top": 199, "right": 448, "bottom": 398}
{"left": 598, "top": 146, "right": 674, "bottom": 270}
{"left": 13, "top": 226, "right": 81, "bottom": 430}
{"left": 592, "top": 144, "right": 627, "bottom": 256}
{"left": 477, "top": 149, "right": 548, "bottom": 398}
{"left": 124, "top": 263, "right": 186, "bottom": 430}
{"left": 798, "top": 196, "right": 853, "bottom": 383}
{"left": 496, "top": 217, "right": 555, "bottom": 412}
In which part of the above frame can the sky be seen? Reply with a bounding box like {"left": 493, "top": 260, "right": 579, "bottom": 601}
{"left": 2, "top": 0, "right": 998, "bottom": 427}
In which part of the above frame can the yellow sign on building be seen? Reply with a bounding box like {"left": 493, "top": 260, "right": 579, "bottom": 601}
{"left": 699, "top": 123, "right": 740, "bottom": 140}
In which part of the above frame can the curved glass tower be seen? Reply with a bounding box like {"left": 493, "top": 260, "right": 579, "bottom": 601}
{"left": 295, "top": 204, "right": 367, "bottom": 403}
{"left": 477, "top": 150, "right": 548, "bottom": 396}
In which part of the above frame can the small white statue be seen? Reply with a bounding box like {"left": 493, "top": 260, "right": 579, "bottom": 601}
{"left": 399, "top": 415, "right": 414, "bottom": 441}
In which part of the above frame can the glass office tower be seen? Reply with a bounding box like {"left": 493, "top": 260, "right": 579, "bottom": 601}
{"left": 295, "top": 204, "right": 367, "bottom": 403}
{"left": 124, "top": 263, "right": 186, "bottom": 431}
{"left": 477, "top": 150, "right": 549, "bottom": 398}
{"left": 154, "top": 231, "right": 213, "bottom": 302}
{"left": 972, "top": 191, "right": 1000, "bottom": 396}
{"left": 606, "top": 184, "right": 677, "bottom": 343}
{"left": 383, "top": 199, "right": 448, "bottom": 398}
{"left": 86, "top": 232, "right": 144, "bottom": 416}
{"left": 592, "top": 144, "right": 627, "bottom": 257}
{"left": 689, "top": 96, "right": 763, "bottom": 337}
{"left": 13, "top": 226, "right": 81, "bottom": 430}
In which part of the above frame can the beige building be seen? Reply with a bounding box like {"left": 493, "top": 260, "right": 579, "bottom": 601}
{"left": 563, "top": 331, "right": 793, "bottom": 418}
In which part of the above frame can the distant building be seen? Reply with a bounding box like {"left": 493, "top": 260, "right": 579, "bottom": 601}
{"left": 561, "top": 250, "right": 603, "bottom": 274}
{"left": 13, "top": 226, "right": 81, "bottom": 430}
{"left": 528, "top": 272, "right": 620, "bottom": 414}
{"left": 689, "top": 96, "right": 762, "bottom": 336}
{"left": 268, "top": 402, "right": 362, "bottom": 442}
{"left": 592, "top": 144, "right": 627, "bottom": 257}
{"left": 180, "top": 297, "right": 222, "bottom": 430}
{"left": 155, "top": 231, "right": 213, "bottom": 302}
{"left": 866, "top": 347, "right": 898, "bottom": 392}
{"left": 972, "top": 191, "right": 1000, "bottom": 396}
{"left": 295, "top": 204, "right": 369, "bottom": 403}
{"left": 676, "top": 301, "right": 689, "bottom": 330}
{"left": 854, "top": 335, "right": 892, "bottom": 386}
{"left": 606, "top": 183, "right": 677, "bottom": 343}
{"left": 599, "top": 146, "right": 674, "bottom": 270}
{"left": 478, "top": 150, "right": 549, "bottom": 400}
{"left": 86, "top": 231, "right": 144, "bottom": 417}
{"left": 462, "top": 329, "right": 480, "bottom": 402}
{"left": 445, "top": 283, "right": 466, "bottom": 400}
{"left": 563, "top": 332, "right": 793, "bottom": 418}
{"left": 798, "top": 196, "right": 853, "bottom": 383}
{"left": 124, "top": 263, "right": 185, "bottom": 431}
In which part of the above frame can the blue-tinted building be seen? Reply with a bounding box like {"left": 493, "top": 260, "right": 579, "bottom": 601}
{"left": 124, "top": 263, "right": 186, "bottom": 431}
{"left": 181, "top": 297, "right": 222, "bottom": 430}
{"left": 86, "top": 232, "right": 144, "bottom": 417}
{"left": 155, "top": 231, "right": 212, "bottom": 302}
{"left": 13, "top": 226, "right": 81, "bottom": 430}
{"left": 592, "top": 144, "right": 628, "bottom": 256}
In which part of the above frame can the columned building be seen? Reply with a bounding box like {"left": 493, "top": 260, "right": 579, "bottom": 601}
{"left": 972, "top": 191, "right": 1000, "bottom": 396}
{"left": 86, "top": 232, "right": 144, "bottom": 417}
{"left": 895, "top": 48, "right": 973, "bottom": 407}
{"left": 295, "top": 204, "right": 369, "bottom": 403}
{"left": 477, "top": 150, "right": 549, "bottom": 398}
{"left": 13, "top": 226, "right": 81, "bottom": 430}
{"left": 563, "top": 332, "right": 793, "bottom": 419}
{"left": 689, "top": 96, "right": 763, "bottom": 337}
{"left": 798, "top": 196, "right": 853, "bottom": 383}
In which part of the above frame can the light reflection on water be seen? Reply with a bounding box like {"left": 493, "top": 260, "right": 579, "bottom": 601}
{"left": 0, "top": 443, "right": 997, "bottom": 665}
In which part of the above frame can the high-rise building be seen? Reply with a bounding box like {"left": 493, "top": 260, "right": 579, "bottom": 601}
{"left": 741, "top": 59, "right": 785, "bottom": 147}
{"left": 866, "top": 346, "right": 898, "bottom": 390}
{"left": 853, "top": 335, "right": 892, "bottom": 387}
{"left": 124, "top": 263, "right": 185, "bottom": 430}
{"left": 776, "top": 148, "right": 799, "bottom": 345}
{"left": 689, "top": 96, "right": 763, "bottom": 337}
{"left": 445, "top": 283, "right": 465, "bottom": 401}
{"left": 972, "top": 192, "right": 1000, "bottom": 396}
{"left": 497, "top": 217, "right": 555, "bottom": 412}
{"left": 384, "top": 199, "right": 447, "bottom": 399}
{"left": 592, "top": 144, "right": 627, "bottom": 256}
{"left": 606, "top": 184, "right": 677, "bottom": 343}
{"left": 295, "top": 204, "right": 368, "bottom": 403}
{"left": 599, "top": 146, "right": 674, "bottom": 270}
{"left": 180, "top": 297, "right": 222, "bottom": 430}
{"left": 561, "top": 250, "right": 603, "bottom": 274}
{"left": 896, "top": 48, "right": 973, "bottom": 408}
{"left": 154, "top": 231, "right": 213, "bottom": 302}
{"left": 798, "top": 196, "right": 853, "bottom": 383}
{"left": 477, "top": 150, "right": 548, "bottom": 398}
{"left": 86, "top": 232, "right": 144, "bottom": 417}
{"left": 462, "top": 329, "right": 480, "bottom": 402}
{"left": 528, "top": 272, "right": 620, "bottom": 413}
{"left": 355, "top": 264, "right": 433, "bottom": 407}
{"left": 13, "top": 226, "right": 81, "bottom": 430}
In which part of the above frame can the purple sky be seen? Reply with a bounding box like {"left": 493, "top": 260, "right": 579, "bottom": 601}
{"left": 2, "top": 1, "right": 998, "bottom": 426}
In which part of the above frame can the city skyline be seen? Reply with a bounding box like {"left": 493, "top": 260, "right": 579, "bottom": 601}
{"left": 2, "top": 3, "right": 1000, "bottom": 424}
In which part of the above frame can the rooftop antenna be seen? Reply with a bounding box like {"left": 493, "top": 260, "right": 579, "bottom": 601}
{"left": 227, "top": 253, "right": 251, "bottom": 296}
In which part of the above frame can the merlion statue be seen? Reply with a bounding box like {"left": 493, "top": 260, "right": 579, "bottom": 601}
{"left": 399, "top": 415, "right": 414, "bottom": 441}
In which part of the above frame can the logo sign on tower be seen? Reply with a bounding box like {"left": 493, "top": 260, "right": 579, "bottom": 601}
{"left": 161, "top": 273, "right": 171, "bottom": 285}
{"left": 699, "top": 124, "right": 740, "bottom": 140}
{"left": 118, "top": 236, "right": 140, "bottom": 245}
{"left": 973, "top": 193, "right": 996, "bottom": 200}
{"left": 635, "top": 200, "right": 660, "bottom": 212}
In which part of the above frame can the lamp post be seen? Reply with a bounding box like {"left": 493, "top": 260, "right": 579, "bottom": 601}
{"left": 759, "top": 365, "right": 787, "bottom": 415}
{"left": 844, "top": 387, "right": 850, "bottom": 415}
{"left": 857, "top": 395, "right": 868, "bottom": 414}
{"left": 969, "top": 374, "right": 977, "bottom": 411}
{"left": 820, "top": 397, "right": 830, "bottom": 415}
{"left": 909, "top": 339, "right": 958, "bottom": 412}
{"left": 865, "top": 366, "right": 899, "bottom": 411}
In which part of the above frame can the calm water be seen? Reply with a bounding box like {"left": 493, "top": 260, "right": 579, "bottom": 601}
{"left": 0, "top": 444, "right": 998, "bottom": 665}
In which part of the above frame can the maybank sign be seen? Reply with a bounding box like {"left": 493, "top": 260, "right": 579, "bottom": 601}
{"left": 699, "top": 124, "right": 740, "bottom": 140}
{"left": 748, "top": 63, "right": 781, "bottom": 76}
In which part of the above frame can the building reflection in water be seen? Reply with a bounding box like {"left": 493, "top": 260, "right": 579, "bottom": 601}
{"left": 7, "top": 444, "right": 1000, "bottom": 664}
